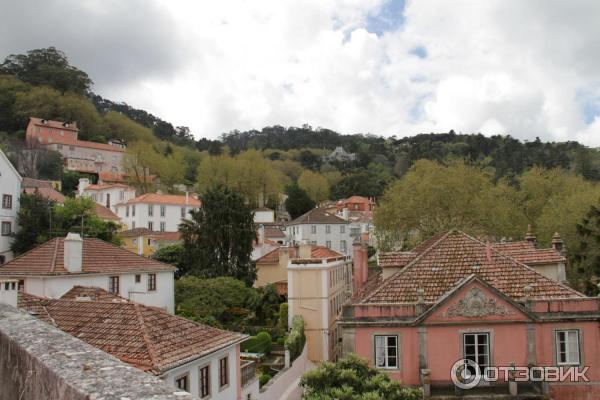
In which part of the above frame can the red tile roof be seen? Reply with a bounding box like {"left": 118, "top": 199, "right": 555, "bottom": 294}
{"left": 84, "top": 183, "right": 135, "bottom": 191}
{"left": 60, "top": 285, "right": 126, "bottom": 302}
{"left": 257, "top": 245, "right": 341, "bottom": 264}
{"left": 493, "top": 241, "right": 565, "bottom": 265}
{"left": 344, "top": 196, "right": 374, "bottom": 205}
{"left": 264, "top": 226, "right": 286, "bottom": 239}
{"left": 29, "top": 117, "right": 78, "bottom": 131}
{"left": 362, "top": 231, "right": 581, "bottom": 304}
{"left": 120, "top": 193, "right": 201, "bottom": 207}
{"left": 18, "top": 292, "right": 246, "bottom": 374}
{"left": 95, "top": 203, "right": 120, "bottom": 221}
{"left": 378, "top": 251, "right": 417, "bottom": 268}
{"left": 0, "top": 237, "right": 176, "bottom": 276}
{"left": 288, "top": 207, "right": 346, "bottom": 225}
{"left": 23, "top": 186, "right": 66, "bottom": 202}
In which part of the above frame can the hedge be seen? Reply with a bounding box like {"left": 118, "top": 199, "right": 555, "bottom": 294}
{"left": 241, "top": 331, "right": 272, "bottom": 355}
{"left": 285, "top": 315, "right": 306, "bottom": 361}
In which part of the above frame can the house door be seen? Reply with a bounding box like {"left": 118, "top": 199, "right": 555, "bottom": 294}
{"left": 463, "top": 333, "right": 490, "bottom": 376}
{"left": 106, "top": 193, "right": 110, "bottom": 208}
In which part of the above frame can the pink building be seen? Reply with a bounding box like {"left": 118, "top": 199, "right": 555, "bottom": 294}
{"left": 342, "top": 230, "right": 599, "bottom": 399}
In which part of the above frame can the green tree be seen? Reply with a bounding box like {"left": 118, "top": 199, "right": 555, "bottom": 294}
{"left": 570, "top": 205, "right": 600, "bottom": 295}
{"left": 179, "top": 186, "right": 257, "bottom": 285}
{"left": 11, "top": 191, "right": 53, "bottom": 254}
{"left": 285, "top": 184, "right": 315, "bottom": 219}
{"left": 300, "top": 354, "right": 421, "bottom": 400}
{"left": 152, "top": 243, "right": 185, "bottom": 277}
{"left": 1, "top": 47, "right": 92, "bottom": 94}
{"left": 298, "top": 170, "right": 330, "bottom": 202}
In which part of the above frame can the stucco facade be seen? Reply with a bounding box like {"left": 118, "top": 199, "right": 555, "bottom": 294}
{"left": 0, "top": 150, "right": 21, "bottom": 264}
{"left": 115, "top": 193, "right": 200, "bottom": 232}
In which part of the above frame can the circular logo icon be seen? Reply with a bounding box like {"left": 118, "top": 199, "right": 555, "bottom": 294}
{"left": 451, "top": 358, "right": 482, "bottom": 389}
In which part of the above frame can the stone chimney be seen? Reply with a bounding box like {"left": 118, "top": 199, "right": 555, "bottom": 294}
{"left": 353, "top": 241, "right": 368, "bottom": 293}
{"left": 341, "top": 207, "right": 349, "bottom": 221}
{"left": 78, "top": 178, "right": 90, "bottom": 195}
{"left": 0, "top": 279, "right": 18, "bottom": 307}
{"left": 298, "top": 240, "right": 312, "bottom": 259}
{"left": 279, "top": 246, "right": 290, "bottom": 270}
{"left": 257, "top": 224, "right": 265, "bottom": 244}
{"left": 552, "top": 232, "right": 564, "bottom": 254}
{"left": 525, "top": 224, "right": 537, "bottom": 247}
{"left": 64, "top": 233, "right": 83, "bottom": 273}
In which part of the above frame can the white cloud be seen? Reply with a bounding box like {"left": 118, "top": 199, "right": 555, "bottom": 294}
{"left": 5, "top": 0, "right": 600, "bottom": 144}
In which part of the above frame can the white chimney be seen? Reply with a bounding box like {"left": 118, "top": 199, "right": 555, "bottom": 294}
{"left": 0, "top": 279, "right": 18, "bottom": 307}
{"left": 78, "top": 178, "right": 90, "bottom": 195}
{"left": 342, "top": 207, "right": 349, "bottom": 221}
{"left": 64, "top": 233, "right": 83, "bottom": 273}
{"left": 258, "top": 224, "right": 265, "bottom": 244}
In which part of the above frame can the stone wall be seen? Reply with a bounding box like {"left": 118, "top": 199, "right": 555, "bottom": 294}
{"left": 0, "top": 304, "right": 195, "bottom": 400}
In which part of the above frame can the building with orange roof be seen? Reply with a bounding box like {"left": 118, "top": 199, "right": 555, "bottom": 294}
{"left": 9, "top": 288, "right": 259, "bottom": 400}
{"left": 120, "top": 227, "right": 182, "bottom": 257}
{"left": 341, "top": 230, "right": 600, "bottom": 399}
{"left": 25, "top": 117, "right": 126, "bottom": 176}
{"left": 0, "top": 233, "right": 176, "bottom": 312}
{"left": 115, "top": 192, "right": 201, "bottom": 232}
{"left": 0, "top": 149, "right": 21, "bottom": 264}
{"left": 78, "top": 177, "right": 136, "bottom": 212}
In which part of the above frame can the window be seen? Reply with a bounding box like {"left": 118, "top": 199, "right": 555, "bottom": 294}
{"left": 132, "top": 221, "right": 136, "bottom": 229}
{"left": 350, "top": 227, "right": 360, "bottom": 237}
{"left": 199, "top": 365, "right": 210, "bottom": 398}
{"left": 219, "top": 356, "right": 229, "bottom": 388}
{"left": 148, "top": 221, "right": 153, "bottom": 231}
{"left": 0, "top": 255, "right": 5, "bottom": 265}
{"left": 375, "top": 335, "right": 398, "bottom": 369}
{"left": 108, "top": 276, "right": 120, "bottom": 294}
{"left": 311, "top": 225, "right": 316, "bottom": 234}
{"left": 1, "top": 221, "right": 11, "bottom": 236}
{"left": 340, "top": 240, "right": 347, "bottom": 253}
{"left": 69, "top": 146, "right": 75, "bottom": 151}
{"left": 126, "top": 205, "right": 129, "bottom": 217}
{"left": 57, "top": 144, "right": 63, "bottom": 149}
{"left": 556, "top": 330, "right": 580, "bottom": 365}
{"left": 148, "top": 204, "right": 154, "bottom": 216}
{"left": 463, "top": 333, "right": 490, "bottom": 375}
{"left": 326, "top": 240, "right": 331, "bottom": 249}
{"left": 175, "top": 374, "right": 189, "bottom": 391}
{"left": 132, "top": 205, "right": 136, "bottom": 216}
{"left": 119, "top": 191, "right": 124, "bottom": 200}
{"left": 160, "top": 221, "right": 166, "bottom": 232}
{"left": 2, "top": 194, "right": 12, "bottom": 209}
{"left": 160, "top": 205, "right": 166, "bottom": 217}
{"left": 148, "top": 274, "right": 156, "bottom": 291}
{"left": 135, "top": 274, "right": 141, "bottom": 283}
{"left": 340, "top": 225, "right": 345, "bottom": 234}
{"left": 326, "top": 225, "right": 331, "bottom": 234}
{"left": 181, "top": 207, "right": 186, "bottom": 218}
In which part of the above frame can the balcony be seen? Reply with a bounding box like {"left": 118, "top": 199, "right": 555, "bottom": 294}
{"left": 241, "top": 360, "right": 257, "bottom": 387}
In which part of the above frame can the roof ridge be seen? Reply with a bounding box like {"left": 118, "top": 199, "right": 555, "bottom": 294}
{"left": 50, "top": 238, "right": 60, "bottom": 273}
{"left": 133, "top": 303, "right": 160, "bottom": 373}
{"left": 361, "top": 230, "right": 453, "bottom": 303}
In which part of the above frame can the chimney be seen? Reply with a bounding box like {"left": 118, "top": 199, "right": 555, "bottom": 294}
{"left": 298, "top": 240, "right": 312, "bottom": 259}
{"left": 64, "top": 233, "right": 83, "bottom": 273}
{"left": 185, "top": 191, "right": 189, "bottom": 206}
{"left": 78, "top": 178, "right": 90, "bottom": 195}
{"left": 279, "top": 246, "right": 290, "bottom": 270}
{"left": 352, "top": 241, "right": 368, "bottom": 293}
{"left": 0, "top": 279, "right": 18, "bottom": 308}
{"left": 552, "top": 232, "right": 564, "bottom": 253}
{"left": 342, "top": 207, "right": 349, "bottom": 221}
{"left": 258, "top": 224, "right": 265, "bottom": 244}
{"left": 525, "top": 224, "right": 537, "bottom": 247}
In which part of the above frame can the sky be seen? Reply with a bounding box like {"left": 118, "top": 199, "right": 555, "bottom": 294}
{"left": 1, "top": 0, "right": 600, "bottom": 145}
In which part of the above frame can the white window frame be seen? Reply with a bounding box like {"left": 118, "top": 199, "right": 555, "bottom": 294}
{"left": 1, "top": 221, "right": 11, "bottom": 236}
{"left": 340, "top": 225, "right": 345, "bottom": 234}
{"left": 160, "top": 205, "right": 166, "bottom": 217}
{"left": 325, "top": 225, "right": 331, "bottom": 234}
{"left": 148, "top": 204, "right": 154, "bottom": 216}
{"left": 556, "top": 329, "right": 581, "bottom": 365}
{"left": 374, "top": 335, "right": 398, "bottom": 369}
{"left": 160, "top": 221, "right": 166, "bottom": 232}
{"left": 311, "top": 225, "right": 316, "bottom": 234}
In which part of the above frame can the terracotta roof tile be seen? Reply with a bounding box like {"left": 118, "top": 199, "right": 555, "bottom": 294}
{"left": 0, "top": 237, "right": 176, "bottom": 276}
{"left": 29, "top": 117, "right": 78, "bottom": 131}
{"left": 23, "top": 187, "right": 66, "bottom": 202}
{"left": 264, "top": 226, "right": 286, "bottom": 238}
{"left": 60, "top": 285, "right": 126, "bottom": 302}
{"left": 18, "top": 293, "right": 245, "bottom": 374}
{"left": 121, "top": 193, "right": 201, "bottom": 207}
{"left": 95, "top": 203, "right": 120, "bottom": 221}
{"left": 288, "top": 207, "right": 347, "bottom": 225}
{"left": 362, "top": 231, "right": 581, "bottom": 304}
{"left": 84, "top": 183, "right": 135, "bottom": 191}
{"left": 493, "top": 241, "right": 565, "bottom": 265}
{"left": 256, "top": 245, "right": 341, "bottom": 264}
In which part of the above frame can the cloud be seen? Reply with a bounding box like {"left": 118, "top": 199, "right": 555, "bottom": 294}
{"left": 1, "top": 0, "right": 600, "bottom": 145}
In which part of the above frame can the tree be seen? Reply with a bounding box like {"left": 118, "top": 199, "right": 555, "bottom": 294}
{"left": 300, "top": 354, "right": 421, "bottom": 400}
{"left": 285, "top": 184, "right": 315, "bottom": 219}
{"left": 1, "top": 47, "right": 92, "bottom": 94}
{"left": 570, "top": 205, "right": 600, "bottom": 295}
{"left": 152, "top": 243, "right": 185, "bottom": 276}
{"left": 298, "top": 170, "right": 330, "bottom": 203}
{"left": 179, "top": 186, "right": 257, "bottom": 285}
{"left": 11, "top": 191, "right": 53, "bottom": 254}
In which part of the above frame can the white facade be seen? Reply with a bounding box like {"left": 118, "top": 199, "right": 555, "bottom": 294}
{"left": 21, "top": 270, "right": 175, "bottom": 313}
{"left": 287, "top": 222, "right": 352, "bottom": 255}
{"left": 78, "top": 179, "right": 136, "bottom": 212}
{"left": 254, "top": 209, "right": 275, "bottom": 224}
{"left": 116, "top": 201, "right": 198, "bottom": 232}
{"left": 0, "top": 150, "right": 21, "bottom": 264}
{"left": 161, "top": 343, "right": 258, "bottom": 400}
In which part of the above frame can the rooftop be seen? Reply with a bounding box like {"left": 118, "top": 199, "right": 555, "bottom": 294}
{"left": 0, "top": 237, "right": 176, "bottom": 276}
{"left": 18, "top": 292, "right": 246, "bottom": 374}
{"left": 362, "top": 230, "right": 582, "bottom": 304}
{"left": 120, "top": 192, "right": 201, "bottom": 207}
{"left": 94, "top": 203, "right": 120, "bottom": 221}
{"left": 288, "top": 207, "right": 347, "bottom": 225}
{"left": 257, "top": 245, "right": 341, "bottom": 264}
{"left": 84, "top": 183, "right": 135, "bottom": 191}
{"left": 493, "top": 240, "right": 565, "bottom": 265}
{"left": 29, "top": 117, "right": 78, "bottom": 131}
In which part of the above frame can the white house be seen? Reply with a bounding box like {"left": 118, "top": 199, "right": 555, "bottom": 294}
{"left": 13, "top": 288, "right": 259, "bottom": 400}
{"left": 0, "top": 149, "right": 21, "bottom": 264}
{"left": 253, "top": 207, "right": 275, "bottom": 224}
{"left": 0, "top": 233, "right": 176, "bottom": 313}
{"left": 115, "top": 192, "right": 201, "bottom": 232}
{"left": 78, "top": 178, "right": 136, "bottom": 212}
{"left": 286, "top": 207, "right": 352, "bottom": 255}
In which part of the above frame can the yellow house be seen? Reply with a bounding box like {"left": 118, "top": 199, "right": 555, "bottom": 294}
{"left": 287, "top": 242, "right": 361, "bottom": 362}
{"left": 120, "top": 228, "right": 180, "bottom": 257}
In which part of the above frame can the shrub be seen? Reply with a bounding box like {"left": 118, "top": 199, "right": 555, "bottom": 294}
{"left": 259, "top": 373, "right": 272, "bottom": 387}
{"left": 285, "top": 315, "right": 306, "bottom": 361}
{"left": 279, "top": 302, "right": 288, "bottom": 331}
{"left": 241, "top": 331, "right": 272, "bottom": 355}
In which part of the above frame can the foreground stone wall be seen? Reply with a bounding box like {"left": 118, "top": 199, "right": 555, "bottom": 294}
{"left": 0, "top": 304, "right": 195, "bottom": 400}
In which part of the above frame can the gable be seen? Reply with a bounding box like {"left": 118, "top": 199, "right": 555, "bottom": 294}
{"left": 422, "top": 280, "right": 532, "bottom": 324}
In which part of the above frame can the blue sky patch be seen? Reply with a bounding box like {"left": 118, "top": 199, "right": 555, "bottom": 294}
{"left": 576, "top": 85, "right": 600, "bottom": 124}
{"left": 410, "top": 46, "right": 428, "bottom": 59}
{"left": 365, "top": 0, "right": 406, "bottom": 36}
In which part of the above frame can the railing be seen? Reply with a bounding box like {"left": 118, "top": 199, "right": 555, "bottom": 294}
{"left": 241, "top": 360, "right": 257, "bottom": 387}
